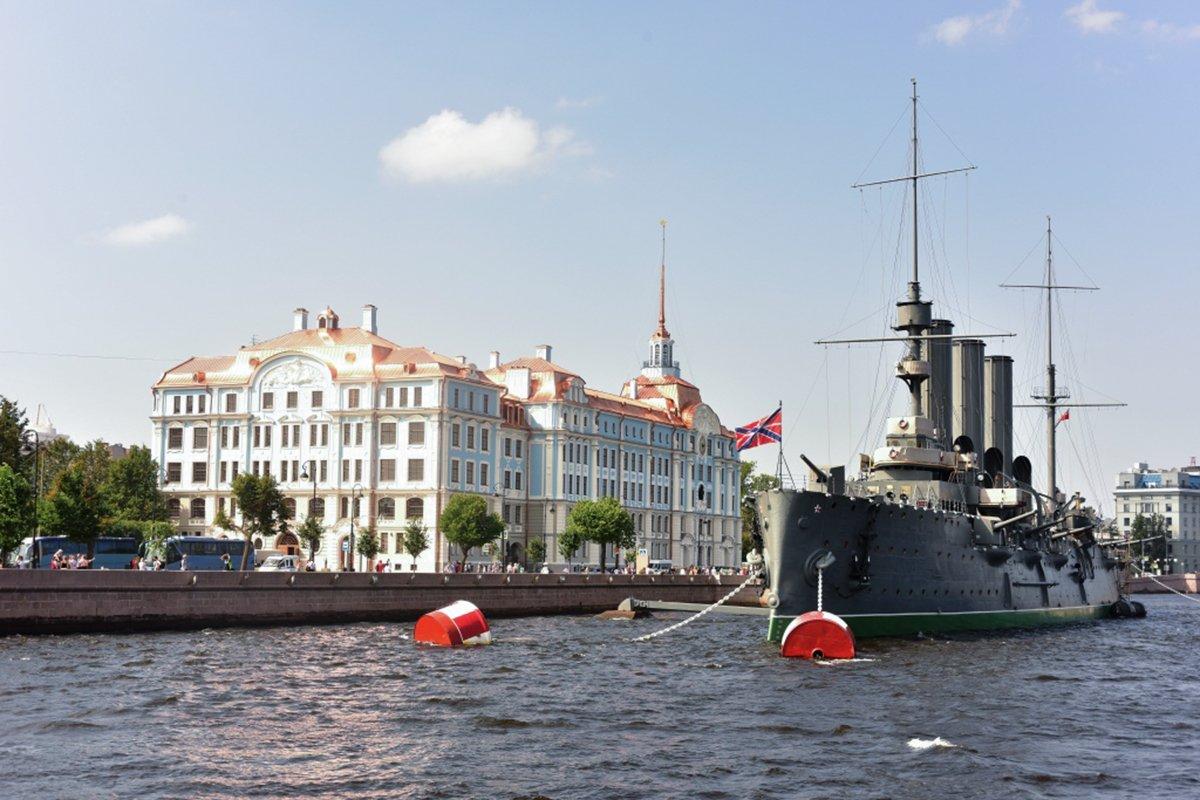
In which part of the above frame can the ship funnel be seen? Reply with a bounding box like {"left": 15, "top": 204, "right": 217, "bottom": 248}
{"left": 922, "top": 319, "right": 954, "bottom": 445}
{"left": 983, "top": 355, "right": 1014, "bottom": 474}
{"left": 952, "top": 339, "right": 986, "bottom": 457}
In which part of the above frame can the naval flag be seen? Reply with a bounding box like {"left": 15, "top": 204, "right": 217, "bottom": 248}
{"left": 735, "top": 407, "right": 783, "bottom": 452}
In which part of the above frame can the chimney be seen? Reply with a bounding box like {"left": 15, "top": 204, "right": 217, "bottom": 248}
{"left": 535, "top": 344, "right": 552, "bottom": 362}
{"left": 293, "top": 308, "right": 309, "bottom": 331}
{"left": 488, "top": 351, "right": 501, "bottom": 370}
{"left": 457, "top": 355, "right": 467, "bottom": 365}
{"left": 362, "top": 304, "right": 377, "bottom": 335}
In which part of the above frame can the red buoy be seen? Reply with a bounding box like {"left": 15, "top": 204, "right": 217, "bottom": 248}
{"left": 414, "top": 600, "right": 492, "bottom": 647}
{"left": 780, "top": 611, "right": 856, "bottom": 660}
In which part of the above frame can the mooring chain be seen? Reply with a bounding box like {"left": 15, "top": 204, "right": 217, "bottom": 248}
{"left": 631, "top": 571, "right": 761, "bottom": 643}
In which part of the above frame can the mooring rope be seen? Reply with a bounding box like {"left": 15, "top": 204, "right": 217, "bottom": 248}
{"left": 1132, "top": 569, "right": 1200, "bottom": 605}
{"left": 632, "top": 571, "right": 761, "bottom": 643}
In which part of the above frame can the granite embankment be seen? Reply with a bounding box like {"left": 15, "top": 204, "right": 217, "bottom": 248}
{"left": 0, "top": 570, "right": 762, "bottom": 635}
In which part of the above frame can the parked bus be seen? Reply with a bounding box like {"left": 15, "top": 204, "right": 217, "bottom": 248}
{"left": 153, "top": 536, "right": 253, "bottom": 571}
{"left": 18, "top": 536, "right": 139, "bottom": 569}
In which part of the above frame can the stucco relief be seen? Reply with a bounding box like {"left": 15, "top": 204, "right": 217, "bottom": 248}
{"left": 261, "top": 358, "right": 328, "bottom": 389}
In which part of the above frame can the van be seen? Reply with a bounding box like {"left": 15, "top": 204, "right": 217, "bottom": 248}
{"left": 259, "top": 554, "right": 299, "bottom": 572}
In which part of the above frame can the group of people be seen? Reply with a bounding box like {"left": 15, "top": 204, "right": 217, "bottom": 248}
{"left": 47, "top": 550, "right": 93, "bottom": 570}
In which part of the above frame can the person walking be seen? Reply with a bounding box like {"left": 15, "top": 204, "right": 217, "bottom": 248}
{"left": 221, "top": 553, "right": 233, "bottom": 571}
{"left": 180, "top": 553, "right": 189, "bottom": 572}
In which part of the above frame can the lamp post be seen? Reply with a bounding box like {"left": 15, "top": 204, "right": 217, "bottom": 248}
{"left": 19, "top": 430, "right": 41, "bottom": 565}
{"left": 300, "top": 460, "right": 318, "bottom": 563}
{"left": 349, "top": 482, "right": 364, "bottom": 571}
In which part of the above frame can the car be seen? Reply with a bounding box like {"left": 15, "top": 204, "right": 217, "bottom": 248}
{"left": 259, "top": 555, "right": 299, "bottom": 572}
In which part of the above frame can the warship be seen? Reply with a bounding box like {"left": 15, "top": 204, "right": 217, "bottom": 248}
{"left": 753, "top": 81, "right": 1139, "bottom": 641}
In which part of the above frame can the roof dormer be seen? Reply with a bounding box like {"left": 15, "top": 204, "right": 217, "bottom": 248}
{"left": 317, "top": 306, "right": 339, "bottom": 330}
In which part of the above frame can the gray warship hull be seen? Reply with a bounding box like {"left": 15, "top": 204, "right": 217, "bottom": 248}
{"left": 759, "top": 488, "right": 1124, "bottom": 641}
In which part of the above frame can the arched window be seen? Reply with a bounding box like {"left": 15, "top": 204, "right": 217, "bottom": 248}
{"left": 190, "top": 498, "right": 206, "bottom": 520}
{"left": 378, "top": 497, "right": 395, "bottom": 519}
{"left": 283, "top": 497, "right": 296, "bottom": 519}
{"left": 406, "top": 497, "right": 424, "bottom": 520}
{"left": 168, "top": 498, "right": 181, "bottom": 518}
{"left": 308, "top": 497, "right": 325, "bottom": 519}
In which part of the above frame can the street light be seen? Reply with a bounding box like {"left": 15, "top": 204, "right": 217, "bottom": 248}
{"left": 300, "top": 460, "right": 318, "bottom": 563}
{"left": 348, "top": 482, "right": 364, "bottom": 571}
{"left": 19, "top": 430, "right": 41, "bottom": 559}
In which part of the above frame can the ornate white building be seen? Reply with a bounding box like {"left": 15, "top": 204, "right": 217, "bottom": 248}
{"left": 152, "top": 282, "right": 741, "bottom": 570}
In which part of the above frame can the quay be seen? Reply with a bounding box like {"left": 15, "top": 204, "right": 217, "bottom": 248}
{"left": 1127, "top": 573, "right": 1198, "bottom": 595}
{"left": 0, "top": 571, "right": 762, "bottom": 636}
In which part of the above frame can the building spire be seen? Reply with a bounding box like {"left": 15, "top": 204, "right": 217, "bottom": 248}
{"left": 656, "top": 218, "right": 670, "bottom": 338}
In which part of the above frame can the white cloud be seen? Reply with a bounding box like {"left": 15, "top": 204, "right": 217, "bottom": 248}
{"left": 379, "top": 107, "right": 588, "bottom": 183}
{"left": 1142, "top": 19, "right": 1200, "bottom": 42}
{"left": 1065, "top": 1, "right": 1125, "bottom": 34}
{"left": 555, "top": 96, "right": 601, "bottom": 110}
{"left": 102, "top": 214, "right": 191, "bottom": 246}
{"left": 929, "top": 0, "right": 1020, "bottom": 46}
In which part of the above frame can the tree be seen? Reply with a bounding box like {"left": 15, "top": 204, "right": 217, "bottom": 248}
{"left": 526, "top": 538, "right": 546, "bottom": 567}
{"left": 557, "top": 524, "right": 585, "bottom": 567}
{"left": 564, "top": 497, "right": 635, "bottom": 572}
{"left": 0, "top": 396, "right": 28, "bottom": 473}
{"left": 357, "top": 523, "right": 381, "bottom": 568}
{"left": 402, "top": 520, "right": 429, "bottom": 571}
{"left": 39, "top": 438, "right": 81, "bottom": 497}
{"left": 104, "top": 445, "right": 167, "bottom": 523}
{"left": 0, "top": 464, "right": 34, "bottom": 560}
{"left": 298, "top": 515, "right": 324, "bottom": 563}
{"left": 217, "top": 473, "right": 290, "bottom": 570}
{"left": 43, "top": 462, "right": 105, "bottom": 544}
{"left": 1131, "top": 513, "right": 1168, "bottom": 573}
{"left": 740, "top": 460, "right": 780, "bottom": 558}
{"left": 439, "top": 494, "right": 504, "bottom": 564}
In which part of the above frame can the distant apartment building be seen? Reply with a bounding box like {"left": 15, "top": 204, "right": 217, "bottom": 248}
{"left": 150, "top": 287, "right": 741, "bottom": 571}
{"left": 1113, "top": 462, "right": 1200, "bottom": 572}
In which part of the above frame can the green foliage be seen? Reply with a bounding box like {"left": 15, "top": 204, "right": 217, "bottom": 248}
{"left": 0, "top": 464, "right": 34, "bottom": 559}
{"left": 739, "top": 461, "right": 779, "bottom": 558}
{"left": 557, "top": 524, "right": 585, "bottom": 565}
{"left": 439, "top": 494, "right": 504, "bottom": 563}
{"left": 402, "top": 520, "right": 429, "bottom": 569}
{"left": 356, "top": 523, "right": 381, "bottom": 563}
{"left": 43, "top": 462, "right": 105, "bottom": 544}
{"left": 139, "top": 521, "right": 175, "bottom": 562}
{"left": 526, "top": 538, "right": 546, "bottom": 565}
{"left": 1130, "top": 513, "right": 1168, "bottom": 571}
{"left": 224, "top": 473, "right": 289, "bottom": 570}
{"left": 105, "top": 446, "right": 167, "bottom": 522}
{"left": 564, "top": 497, "right": 634, "bottom": 571}
{"left": 298, "top": 515, "right": 324, "bottom": 560}
{"left": 39, "top": 438, "right": 81, "bottom": 496}
{"left": 0, "top": 396, "right": 28, "bottom": 473}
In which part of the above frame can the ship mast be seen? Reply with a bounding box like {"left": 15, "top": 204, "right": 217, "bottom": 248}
{"left": 907, "top": 78, "right": 923, "bottom": 417}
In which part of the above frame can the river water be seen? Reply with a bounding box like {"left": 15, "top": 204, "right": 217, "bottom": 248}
{"left": 1, "top": 595, "right": 1196, "bottom": 800}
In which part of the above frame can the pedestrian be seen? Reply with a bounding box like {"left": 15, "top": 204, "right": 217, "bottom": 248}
{"left": 221, "top": 553, "right": 232, "bottom": 571}
{"left": 180, "top": 553, "right": 189, "bottom": 571}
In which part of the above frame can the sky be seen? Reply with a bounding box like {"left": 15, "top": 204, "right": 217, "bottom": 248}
{"left": 2, "top": 0, "right": 1199, "bottom": 514}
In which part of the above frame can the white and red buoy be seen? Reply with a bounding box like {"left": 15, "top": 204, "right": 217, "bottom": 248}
{"left": 414, "top": 600, "right": 493, "bottom": 647}
{"left": 780, "top": 611, "right": 856, "bottom": 660}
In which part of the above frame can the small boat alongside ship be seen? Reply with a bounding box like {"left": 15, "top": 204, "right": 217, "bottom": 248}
{"left": 752, "top": 81, "right": 1141, "bottom": 641}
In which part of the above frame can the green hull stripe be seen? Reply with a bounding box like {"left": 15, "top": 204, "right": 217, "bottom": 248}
{"left": 767, "top": 604, "right": 1114, "bottom": 642}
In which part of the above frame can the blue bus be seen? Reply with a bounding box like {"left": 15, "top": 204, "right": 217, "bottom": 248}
{"left": 155, "top": 536, "right": 254, "bottom": 570}
{"left": 19, "top": 536, "right": 139, "bottom": 569}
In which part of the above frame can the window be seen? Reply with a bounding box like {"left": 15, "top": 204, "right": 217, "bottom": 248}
{"left": 168, "top": 428, "right": 183, "bottom": 449}
{"left": 515, "top": 471, "right": 522, "bottom": 491}
{"left": 483, "top": 395, "right": 490, "bottom": 414}
{"left": 413, "top": 387, "right": 423, "bottom": 406}
{"left": 281, "top": 425, "right": 290, "bottom": 448}
{"left": 384, "top": 387, "right": 394, "bottom": 407}
{"left": 450, "top": 459, "right": 461, "bottom": 483}
{"left": 466, "top": 461, "right": 475, "bottom": 485}
{"left": 342, "top": 459, "right": 350, "bottom": 482}
{"left": 342, "top": 423, "right": 351, "bottom": 445}
{"left": 354, "top": 460, "right": 362, "bottom": 482}
{"left": 309, "top": 497, "right": 325, "bottom": 519}
{"left": 166, "top": 462, "right": 182, "bottom": 483}
{"left": 504, "top": 470, "right": 512, "bottom": 489}
{"left": 481, "top": 429, "right": 490, "bottom": 452}
{"left": 286, "top": 391, "right": 298, "bottom": 409}
{"left": 319, "top": 461, "right": 327, "bottom": 482}
{"left": 219, "top": 462, "right": 228, "bottom": 483}
{"left": 320, "top": 424, "right": 328, "bottom": 446}
{"left": 172, "top": 396, "right": 181, "bottom": 414}
{"left": 192, "top": 462, "right": 207, "bottom": 483}
{"left": 190, "top": 498, "right": 205, "bottom": 519}
{"left": 380, "top": 422, "right": 397, "bottom": 446}
{"left": 452, "top": 387, "right": 460, "bottom": 407}
{"left": 408, "top": 459, "right": 425, "bottom": 482}
{"left": 220, "top": 427, "right": 229, "bottom": 448}
{"left": 348, "top": 388, "right": 360, "bottom": 408}
{"left": 409, "top": 421, "right": 425, "bottom": 446}
{"left": 232, "top": 427, "right": 240, "bottom": 448}
{"left": 504, "top": 437, "right": 512, "bottom": 457}
{"left": 380, "top": 459, "right": 396, "bottom": 481}
{"left": 355, "top": 423, "right": 363, "bottom": 446}
{"left": 514, "top": 506, "right": 522, "bottom": 524}
{"left": 378, "top": 498, "right": 395, "bottom": 519}
{"left": 186, "top": 396, "right": 194, "bottom": 414}
{"left": 480, "top": 463, "right": 489, "bottom": 487}
{"left": 311, "top": 390, "right": 323, "bottom": 409}
{"left": 168, "top": 498, "right": 181, "bottom": 518}
{"left": 283, "top": 497, "right": 296, "bottom": 519}
{"left": 466, "top": 426, "right": 476, "bottom": 450}
{"left": 451, "top": 424, "right": 461, "bottom": 448}
{"left": 225, "top": 394, "right": 237, "bottom": 413}
{"left": 198, "top": 396, "right": 206, "bottom": 414}
{"left": 398, "top": 387, "right": 409, "bottom": 407}
{"left": 340, "top": 496, "right": 349, "bottom": 519}
{"left": 262, "top": 392, "right": 274, "bottom": 410}
{"left": 406, "top": 497, "right": 424, "bottom": 520}
{"left": 516, "top": 440, "right": 523, "bottom": 458}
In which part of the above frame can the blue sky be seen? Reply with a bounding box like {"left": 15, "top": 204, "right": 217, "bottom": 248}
{"left": 2, "top": 1, "right": 1198, "bottom": 511}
